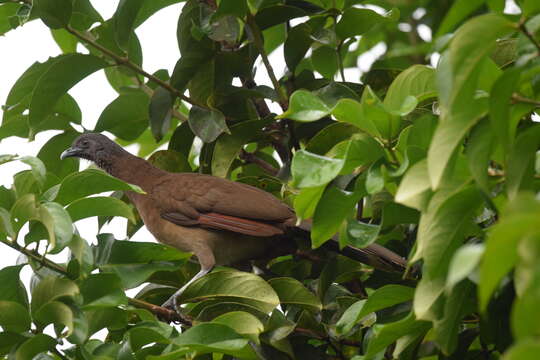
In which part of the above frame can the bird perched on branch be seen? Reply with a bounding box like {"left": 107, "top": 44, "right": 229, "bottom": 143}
{"left": 61, "top": 133, "right": 406, "bottom": 311}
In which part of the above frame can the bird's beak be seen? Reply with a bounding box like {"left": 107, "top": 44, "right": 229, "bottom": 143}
{"left": 60, "top": 147, "right": 83, "bottom": 160}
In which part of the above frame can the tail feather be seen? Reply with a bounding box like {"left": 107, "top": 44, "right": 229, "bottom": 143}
{"left": 296, "top": 220, "right": 407, "bottom": 272}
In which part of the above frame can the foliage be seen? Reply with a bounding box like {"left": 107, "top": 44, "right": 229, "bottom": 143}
{"left": 1, "top": 0, "right": 540, "bottom": 359}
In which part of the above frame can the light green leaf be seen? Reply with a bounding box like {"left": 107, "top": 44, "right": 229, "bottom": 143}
{"left": 384, "top": 65, "right": 436, "bottom": 112}
{"left": 213, "top": 311, "right": 264, "bottom": 344}
{"left": 20, "top": 156, "right": 47, "bottom": 187}
{"left": 34, "top": 301, "right": 74, "bottom": 336}
{"left": 293, "top": 185, "right": 325, "bottom": 220}
{"left": 278, "top": 90, "right": 331, "bottom": 122}
{"left": 291, "top": 150, "right": 344, "bottom": 188}
{"left": 31, "top": 276, "right": 79, "bottom": 315}
{"left": 66, "top": 196, "right": 135, "bottom": 223}
{"left": 15, "top": 334, "right": 57, "bottom": 360}
{"left": 413, "top": 186, "right": 482, "bottom": 320}
{"left": 446, "top": 243, "right": 484, "bottom": 290}
{"left": 336, "top": 7, "right": 398, "bottom": 39}
{"left": 503, "top": 340, "right": 540, "bottom": 360}
{"left": 395, "top": 160, "right": 432, "bottom": 211}
{"left": 0, "top": 301, "right": 31, "bottom": 332}
{"left": 55, "top": 169, "right": 144, "bottom": 205}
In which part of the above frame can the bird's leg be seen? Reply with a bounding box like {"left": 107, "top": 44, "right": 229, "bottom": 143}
{"left": 161, "top": 267, "right": 212, "bottom": 312}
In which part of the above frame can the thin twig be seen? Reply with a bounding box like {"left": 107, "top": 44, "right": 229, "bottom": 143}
{"left": 1, "top": 238, "right": 68, "bottom": 275}
{"left": 246, "top": 14, "right": 288, "bottom": 110}
{"left": 64, "top": 25, "right": 206, "bottom": 109}
{"left": 518, "top": 17, "right": 540, "bottom": 55}
{"left": 239, "top": 149, "right": 279, "bottom": 176}
{"left": 511, "top": 93, "right": 540, "bottom": 107}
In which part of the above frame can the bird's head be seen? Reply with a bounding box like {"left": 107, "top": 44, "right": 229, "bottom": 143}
{"left": 60, "top": 133, "right": 122, "bottom": 170}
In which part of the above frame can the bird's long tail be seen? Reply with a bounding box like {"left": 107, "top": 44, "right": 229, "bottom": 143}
{"left": 296, "top": 220, "right": 407, "bottom": 272}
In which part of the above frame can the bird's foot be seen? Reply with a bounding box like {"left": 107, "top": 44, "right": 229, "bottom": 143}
{"left": 158, "top": 296, "right": 192, "bottom": 325}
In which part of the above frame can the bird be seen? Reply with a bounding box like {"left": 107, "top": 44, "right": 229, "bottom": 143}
{"left": 61, "top": 133, "right": 406, "bottom": 311}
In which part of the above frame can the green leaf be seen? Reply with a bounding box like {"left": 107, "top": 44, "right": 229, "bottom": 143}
{"left": 41, "top": 201, "right": 74, "bottom": 253}
{"left": 384, "top": 65, "right": 436, "bottom": 112}
{"left": 435, "top": 0, "right": 485, "bottom": 36}
{"left": 343, "top": 220, "right": 380, "bottom": 249}
{"left": 0, "top": 265, "right": 28, "bottom": 306}
{"left": 94, "top": 91, "right": 151, "bottom": 141}
{"left": 31, "top": 276, "right": 79, "bottom": 315}
{"left": 80, "top": 273, "right": 127, "bottom": 309}
{"left": 336, "top": 7, "right": 398, "bottom": 39}
{"left": 278, "top": 90, "right": 331, "bottom": 122}
{"left": 66, "top": 196, "right": 135, "bottom": 223}
{"left": 291, "top": 150, "right": 344, "bottom": 188}
{"left": 14, "top": 334, "right": 57, "bottom": 360}
{"left": 284, "top": 23, "right": 313, "bottom": 72}
{"left": 434, "top": 280, "right": 476, "bottom": 354}
{"left": 37, "top": 131, "right": 80, "bottom": 179}
{"left": 395, "top": 160, "right": 432, "bottom": 211}
{"left": 413, "top": 186, "right": 482, "bottom": 320}
{"left": 336, "top": 285, "right": 414, "bottom": 335}
{"left": 506, "top": 125, "right": 540, "bottom": 200}
{"left": 466, "top": 119, "right": 494, "bottom": 193}
{"left": 212, "top": 311, "right": 264, "bottom": 344}
{"left": 293, "top": 185, "right": 325, "bottom": 220}
{"left": 95, "top": 237, "right": 190, "bottom": 264}
{"left": 55, "top": 169, "right": 144, "bottom": 205}
{"left": 34, "top": 301, "right": 74, "bottom": 336}
{"left": 178, "top": 270, "right": 280, "bottom": 314}
{"left": 0, "top": 301, "right": 31, "bottom": 332}
{"left": 20, "top": 156, "right": 47, "bottom": 187}
{"left": 34, "top": 0, "right": 72, "bottom": 29}
{"left": 148, "top": 150, "right": 191, "bottom": 173}
{"left": 446, "top": 244, "right": 484, "bottom": 290}
{"left": 311, "top": 46, "right": 338, "bottom": 79}
{"left": 28, "top": 54, "right": 107, "bottom": 132}
{"left": 212, "top": 118, "right": 273, "bottom": 177}
{"left": 480, "top": 194, "right": 540, "bottom": 311}
{"left": 149, "top": 87, "right": 174, "bottom": 142}
{"left": 366, "top": 312, "right": 431, "bottom": 358}
{"left": 70, "top": 0, "right": 103, "bottom": 31}
{"left": 173, "top": 323, "right": 256, "bottom": 359}
{"left": 188, "top": 106, "right": 229, "bottom": 143}
{"left": 312, "top": 185, "right": 360, "bottom": 247}
{"left": 50, "top": 28, "right": 78, "bottom": 53}
{"left": 113, "top": 0, "right": 144, "bottom": 50}
{"left": 0, "top": 3, "right": 20, "bottom": 36}
{"left": 503, "top": 340, "right": 540, "bottom": 360}
{"left": 268, "top": 277, "right": 322, "bottom": 312}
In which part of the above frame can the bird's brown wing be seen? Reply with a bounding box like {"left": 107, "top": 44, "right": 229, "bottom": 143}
{"left": 152, "top": 173, "right": 294, "bottom": 236}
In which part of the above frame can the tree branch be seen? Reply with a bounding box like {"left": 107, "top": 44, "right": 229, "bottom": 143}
{"left": 511, "top": 93, "right": 540, "bottom": 107}
{"left": 239, "top": 149, "right": 279, "bottom": 176}
{"left": 64, "top": 25, "right": 206, "bottom": 109}
{"left": 246, "top": 14, "right": 288, "bottom": 110}
{"left": 0, "top": 238, "right": 191, "bottom": 325}
{"left": 518, "top": 17, "right": 540, "bottom": 56}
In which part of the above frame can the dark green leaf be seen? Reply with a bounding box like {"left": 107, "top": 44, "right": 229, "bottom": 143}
{"left": 94, "top": 91, "right": 150, "bottom": 141}
{"left": 336, "top": 7, "right": 398, "bottom": 39}
{"left": 149, "top": 87, "right": 174, "bottom": 142}
{"left": 34, "top": 0, "right": 72, "bottom": 29}
{"left": 113, "top": 0, "right": 144, "bottom": 50}
{"left": 188, "top": 106, "right": 228, "bottom": 143}
{"left": 268, "top": 277, "right": 322, "bottom": 312}
{"left": 14, "top": 334, "right": 57, "bottom": 360}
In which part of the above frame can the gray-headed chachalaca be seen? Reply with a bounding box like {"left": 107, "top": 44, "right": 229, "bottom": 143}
{"left": 61, "top": 133, "right": 406, "bottom": 310}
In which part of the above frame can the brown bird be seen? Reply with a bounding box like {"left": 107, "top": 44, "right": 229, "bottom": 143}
{"left": 61, "top": 133, "right": 406, "bottom": 310}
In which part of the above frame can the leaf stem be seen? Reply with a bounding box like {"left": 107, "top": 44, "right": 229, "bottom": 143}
{"left": 246, "top": 14, "right": 289, "bottom": 110}
{"left": 64, "top": 25, "right": 206, "bottom": 109}
{"left": 511, "top": 93, "right": 540, "bottom": 107}
{"left": 0, "top": 238, "right": 68, "bottom": 275}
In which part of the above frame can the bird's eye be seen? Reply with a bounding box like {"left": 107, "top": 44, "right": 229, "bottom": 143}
{"left": 81, "top": 140, "right": 89, "bottom": 147}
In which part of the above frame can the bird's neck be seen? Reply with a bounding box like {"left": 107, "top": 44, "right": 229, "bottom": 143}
{"left": 104, "top": 152, "right": 166, "bottom": 191}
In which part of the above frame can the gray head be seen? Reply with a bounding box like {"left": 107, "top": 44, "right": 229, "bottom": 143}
{"left": 60, "top": 133, "right": 126, "bottom": 170}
